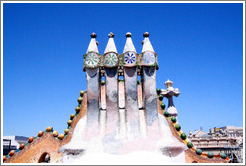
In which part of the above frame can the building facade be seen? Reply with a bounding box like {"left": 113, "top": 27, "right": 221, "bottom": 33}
{"left": 188, "top": 126, "right": 243, "bottom": 163}
{"left": 3, "top": 136, "right": 29, "bottom": 155}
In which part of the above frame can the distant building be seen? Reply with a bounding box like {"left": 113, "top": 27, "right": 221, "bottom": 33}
{"left": 188, "top": 126, "right": 243, "bottom": 163}
{"left": 3, "top": 136, "right": 29, "bottom": 155}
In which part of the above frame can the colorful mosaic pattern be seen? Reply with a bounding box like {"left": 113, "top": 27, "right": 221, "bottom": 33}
{"left": 84, "top": 52, "right": 99, "bottom": 68}
{"left": 83, "top": 52, "right": 158, "bottom": 67}
{"left": 104, "top": 53, "right": 118, "bottom": 67}
{"left": 124, "top": 52, "right": 136, "bottom": 65}
{"left": 118, "top": 54, "right": 125, "bottom": 66}
{"left": 142, "top": 52, "right": 155, "bottom": 66}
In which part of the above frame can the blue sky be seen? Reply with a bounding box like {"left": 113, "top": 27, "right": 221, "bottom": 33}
{"left": 3, "top": 3, "right": 243, "bottom": 137}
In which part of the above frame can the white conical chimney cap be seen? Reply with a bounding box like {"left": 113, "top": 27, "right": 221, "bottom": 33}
{"left": 123, "top": 32, "right": 136, "bottom": 53}
{"left": 86, "top": 32, "right": 99, "bottom": 53}
{"left": 142, "top": 32, "right": 154, "bottom": 52}
{"left": 104, "top": 32, "right": 117, "bottom": 54}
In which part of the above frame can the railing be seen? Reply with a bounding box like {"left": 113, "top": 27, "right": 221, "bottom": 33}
{"left": 194, "top": 143, "right": 231, "bottom": 147}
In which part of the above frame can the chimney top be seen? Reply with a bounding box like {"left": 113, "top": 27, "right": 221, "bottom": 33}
{"left": 143, "top": 32, "right": 149, "bottom": 37}
{"left": 91, "top": 33, "right": 97, "bottom": 38}
{"left": 108, "top": 32, "right": 114, "bottom": 38}
{"left": 126, "top": 32, "right": 132, "bottom": 37}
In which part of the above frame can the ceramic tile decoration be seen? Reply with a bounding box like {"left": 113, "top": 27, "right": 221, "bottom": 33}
{"left": 84, "top": 52, "right": 99, "bottom": 68}
{"left": 124, "top": 52, "right": 136, "bottom": 65}
{"left": 104, "top": 52, "right": 118, "bottom": 67}
{"left": 142, "top": 52, "right": 155, "bottom": 66}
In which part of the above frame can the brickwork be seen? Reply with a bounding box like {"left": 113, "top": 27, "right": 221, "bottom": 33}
{"left": 185, "top": 149, "right": 226, "bottom": 163}
{"left": 5, "top": 95, "right": 87, "bottom": 163}
{"left": 5, "top": 133, "right": 62, "bottom": 163}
